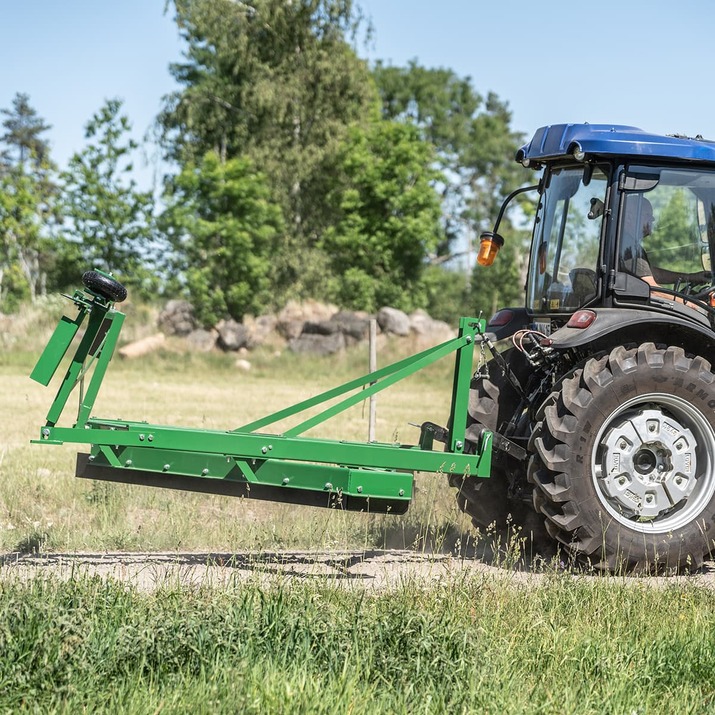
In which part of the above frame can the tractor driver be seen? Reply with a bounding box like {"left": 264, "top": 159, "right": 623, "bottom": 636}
{"left": 620, "top": 194, "right": 709, "bottom": 310}
{"left": 620, "top": 194, "right": 656, "bottom": 286}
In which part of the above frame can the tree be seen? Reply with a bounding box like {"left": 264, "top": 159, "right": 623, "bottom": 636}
{"left": 1, "top": 92, "right": 52, "bottom": 167}
{"left": 0, "top": 94, "right": 58, "bottom": 304}
{"left": 372, "top": 61, "right": 524, "bottom": 261}
{"left": 162, "top": 151, "right": 284, "bottom": 326}
{"left": 469, "top": 239, "right": 524, "bottom": 318}
{"left": 0, "top": 164, "right": 42, "bottom": 305}
{"left": 61, "top": 99, "right": 156, "bottom": 292}
{"left": 320, "top": 121, "right": 444, "bottom": 311}
{"left": 160, "top": 0, "right": 377, "bottom": 301}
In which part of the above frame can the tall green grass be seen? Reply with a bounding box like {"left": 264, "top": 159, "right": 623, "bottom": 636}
{"left": 1, "top": 573, "right": 713, "bottom": 713}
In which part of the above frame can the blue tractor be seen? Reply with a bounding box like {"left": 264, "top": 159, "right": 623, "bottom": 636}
{"left": 455, "top": 123, "right": 715, "bottom": 572}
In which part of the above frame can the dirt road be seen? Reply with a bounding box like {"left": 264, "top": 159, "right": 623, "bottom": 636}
{"left": 2, "top": 550, "right": 715, "bottom": 590}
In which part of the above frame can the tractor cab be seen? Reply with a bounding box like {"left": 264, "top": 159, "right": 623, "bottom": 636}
{"left": 485, "top": 124, "right": 715, "bottom": 336}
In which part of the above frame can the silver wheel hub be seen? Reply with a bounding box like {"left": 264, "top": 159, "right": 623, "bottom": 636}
{"left": 593, "top": 394, "right": 715, "bottom": 533}
{"left": 600, "top": 408, "right": 696, "bottom": 519}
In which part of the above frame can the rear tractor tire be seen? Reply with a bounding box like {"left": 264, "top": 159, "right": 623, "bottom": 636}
{"left": 529, "top": 343, "right": 715, "bottom": 572}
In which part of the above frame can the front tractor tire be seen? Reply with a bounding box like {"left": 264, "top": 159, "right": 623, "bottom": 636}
{"left": 529, "top": 344, "right": 715, "bottom": 572}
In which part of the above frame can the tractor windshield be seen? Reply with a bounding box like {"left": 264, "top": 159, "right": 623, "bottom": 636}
{"left": 617, "top": 165, "right": 715, "bottom": 301}
{"left": 527, "top": 165, "right": 608, "bottom": 314}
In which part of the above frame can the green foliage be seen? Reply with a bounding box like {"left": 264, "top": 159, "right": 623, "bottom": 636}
{"left": 0, "top": 261, "right": 30, "bottom": 312}
{"left": 61, "top": 99, "right": 157, "bottom": 295}
{"left": 158, "top": 5, "right": 526, "bottom": 309}
{"left": 0, "top": 94, "right": 60, "bottom": 302}
{"left": 421, "top": 264, "right": 471, "bottom": 324}
{"left": 321, "top": 121, "right": 444, "bottom": 311}
{"left": 162, "top": 0, "right": 377, "bottom": 297}
{"left": 470, "top": 238, "right": 525, "bottom": 318}
{"left": 162, "top": 151, "right": 284, "bottom": 325}
{"left": 373, "top": 61, "right": 524, "bottom": 256}
{"left": 0, "top": 92, "right": 52, "bottom": 166}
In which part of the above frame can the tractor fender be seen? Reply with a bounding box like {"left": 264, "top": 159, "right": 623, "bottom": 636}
{"left": 546, "top": 307, "right": 715, "bottom": 353}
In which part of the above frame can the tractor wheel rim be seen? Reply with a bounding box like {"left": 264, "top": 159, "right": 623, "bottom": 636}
{"left": 592, "top": 393, "right": 715, "bottom": 533}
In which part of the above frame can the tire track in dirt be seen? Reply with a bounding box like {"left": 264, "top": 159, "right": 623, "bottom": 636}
{"left": 2, "top": 550, "right": 714, "bottom": 591}
{"left": 0, "top": 550, "right": 506, "bottom": 591}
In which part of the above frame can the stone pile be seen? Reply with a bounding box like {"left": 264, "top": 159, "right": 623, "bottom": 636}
{"left": 118, "top": 300, "right": 455, "bottom": 359}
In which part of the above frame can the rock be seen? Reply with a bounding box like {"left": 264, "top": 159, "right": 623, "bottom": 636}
{"left": 118, "top": 333, "right": 166, "bottom": 359}
{"left": 276, "top": 318, "right": 304, "bottom": 341}
{"left": 234, "top": 358, "right": 252, "bottom": 371}
{"left": 158, "top": 300, "right": 196, "bottom": 336}
{"left": 186, "top": 329, "right": 217, "bottom": 352}
{"left": 409, "top": 310, "right": 456, "bottom": 347}
{"left": 288, "top": 332, "right": 346, "bottom": 356}
{"left": 330, "top": 311, "right": 371, "bottom": 342}
{"left": 244, "top": 314, "right": 277, "bottom": 347}
{"left": 302, "top": 320, "right": 342, "bottom": 336}
{"left": 276, "top": 299, "right": 338, "bottom": 340}
{"left": 216, "top": 319, "right": 250, "bottom": 351}
{"left": 377, "top": 306, "right": 410, "bottom": 336}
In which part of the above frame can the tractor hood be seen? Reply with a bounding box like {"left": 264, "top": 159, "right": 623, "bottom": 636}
{"left": 516, "top": 124, "right": 715, "bottom": 166}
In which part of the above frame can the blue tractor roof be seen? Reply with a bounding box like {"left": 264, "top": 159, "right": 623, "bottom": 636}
{"left": 516, "top": 123, "right": 715, "bottom": 165}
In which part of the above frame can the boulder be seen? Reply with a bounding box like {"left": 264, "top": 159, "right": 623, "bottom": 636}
{"left": 276, "top": 299, "right": 338, "bottom": 340}
{"left": 288, "top": 332, "right": 346, "bottom": 356}
{"left": 216, "top": 319, "right": 250, "bottom": 351}
{"left": 276, "top": 318, "right": 305, "bottom": 341}
{"left": 409, "top": 310, "right": 456, "bottom": 347}
{"left": 118, "top": 333, "right": 166, "bottom": 359}
{"left": 377, "top": 306, "right": 410, "bottom": 336}
{"left": 244, "top": 314, "right": 278, "bottom": 347}
{"left": 302, "top": 320, "right": 342, "bottom": 336}
{"left": 158, "top": 300, "right": 196, "bottom": 336}
{"left": 330, "top": 311, "right": 372, "bottom": 343}
{"left": 186, "top": 328, "right": 217, "bottom": 352}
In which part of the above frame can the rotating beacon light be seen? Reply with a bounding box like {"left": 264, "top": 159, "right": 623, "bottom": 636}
{"left": 476, "top": 231, "right": 504, "bottom": 266}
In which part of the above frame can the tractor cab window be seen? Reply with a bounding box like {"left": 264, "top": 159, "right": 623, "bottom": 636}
{"left": 527, "top": 165, "right": 608, "bottom": 313}
{"left": 617, "top": 166, "right": 715, "bottom": 303}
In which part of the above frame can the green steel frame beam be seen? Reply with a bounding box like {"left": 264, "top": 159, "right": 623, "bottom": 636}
{"left": 31, "top": 281, "right": 494, "bottom": 513}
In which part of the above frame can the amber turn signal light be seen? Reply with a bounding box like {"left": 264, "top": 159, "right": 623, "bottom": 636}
{"left": 476, "top": 232, "right": 504, "bottom": 266}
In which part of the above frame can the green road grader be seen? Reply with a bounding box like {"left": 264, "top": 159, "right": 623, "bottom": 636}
{"left": 32, "top": 123, "right": 715, "bottom": 572}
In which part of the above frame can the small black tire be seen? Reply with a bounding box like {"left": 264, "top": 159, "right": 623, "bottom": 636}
{"left": 529, "top": 343, "right": 715, "bottom": 573}
{"left": 82, "top": 270, "right": 127, "bottom": 303}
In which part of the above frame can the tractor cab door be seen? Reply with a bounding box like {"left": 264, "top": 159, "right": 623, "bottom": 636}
{"left": 526, "top": 164, "right": 609, "bottom": 317}
{"left": 615, "top": 165, "right": 715, "bottom": 306}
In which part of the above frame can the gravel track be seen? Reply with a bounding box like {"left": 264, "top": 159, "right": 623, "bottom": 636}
{"left": 2, "top": 550, "right": 714, "bottom": 591}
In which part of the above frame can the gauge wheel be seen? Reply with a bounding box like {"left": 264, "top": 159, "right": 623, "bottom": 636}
{"left": 82, "top": 270, "right": 127, "bottom": 303}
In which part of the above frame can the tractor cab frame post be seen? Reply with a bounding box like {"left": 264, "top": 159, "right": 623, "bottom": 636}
{"left": 32, "top": 277, "right": 494, "bottom": 515}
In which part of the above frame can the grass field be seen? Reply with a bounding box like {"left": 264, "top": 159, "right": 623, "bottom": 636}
{"left": 1, "top": 573, "right": 714, "bottom": 713}
{"left": 3, "top": 300, "right": 715, "bottom": 714}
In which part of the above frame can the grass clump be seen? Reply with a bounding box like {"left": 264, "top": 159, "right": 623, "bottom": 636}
{"left": 1, "top": 574, "right": 714, "bottom": 713}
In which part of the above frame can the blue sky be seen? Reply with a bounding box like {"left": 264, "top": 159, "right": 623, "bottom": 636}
{"left": 2, "top": 0, "right": 714, "bottom": 190}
